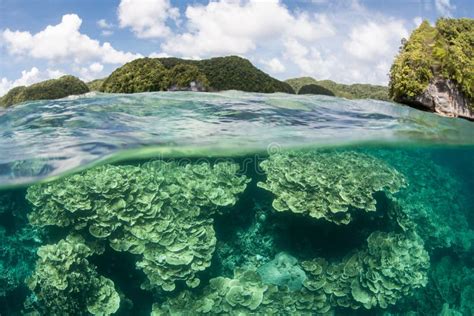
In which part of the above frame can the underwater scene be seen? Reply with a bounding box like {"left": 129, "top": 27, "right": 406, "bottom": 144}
{"left": 0, "top": 91, "right": 473, "bottom": 315}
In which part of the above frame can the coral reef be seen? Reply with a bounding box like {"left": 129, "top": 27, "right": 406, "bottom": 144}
{"left": 26, "top": 160, "right": 249, "bottom": 291}
{"left": 366, "top": 149, "right": 474, "bottom": 253}
{"left": 0, "top": 226, "right": 40, "bottom": 297}
{"left": 154, "top": 231, "right": 429, "bottom": 314}
{"left": 152, "top": 268, "right": 333, "bottom": 315}
{"left": 258, "top": 151, "right": 406, "bottom": 225}
{"left": 257, "top": 252, "right": 307, "bottom": 291}
{"left": 25, "top": 234, "right": 120, "bottom": 315}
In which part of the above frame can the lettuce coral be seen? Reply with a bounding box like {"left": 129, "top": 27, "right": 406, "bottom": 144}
{"left": 26, "top": 160, "right": 249, "bottom": 291}
{"left": 152, "top": 268, "right": 333, "bottom": 315}
{"left": 154, "top": 231, "right": 428, "bottom": 314}
{"left": 25, "top": 234, "right": 120, "bottom": 315}
{"left": 301, "top": 231, "right": 429, "bottom": 310}
{"left": 258, "top": 151, "right": 406, "bottom": 224}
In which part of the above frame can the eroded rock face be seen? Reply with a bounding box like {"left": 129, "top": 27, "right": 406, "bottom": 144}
{"left": 410, "top": 78, "right": 473, "bottom": 120}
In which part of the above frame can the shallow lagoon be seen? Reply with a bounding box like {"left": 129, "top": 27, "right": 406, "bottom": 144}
{"left": 0, "top": 92, "right": 473, "bottom": 315}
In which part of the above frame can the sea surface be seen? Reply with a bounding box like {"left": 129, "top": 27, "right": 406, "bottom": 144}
{"left": 0, "top": 91, "right": 473, "bottom": 315}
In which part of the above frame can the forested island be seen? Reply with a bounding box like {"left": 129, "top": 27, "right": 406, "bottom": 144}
{"left": 0, "top": 18, "right": 472, "bottom": 119}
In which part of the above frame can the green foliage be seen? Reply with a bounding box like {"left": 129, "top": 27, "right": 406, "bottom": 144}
{"left": 285, "top": 77, "right": 390, "bottom": 100}
{"left": 298, "top": 84, "right": 335, "bottom": 96}
{"left": 25, "top": 234, "right": 120, "bottom": 315}
{"left": 389, "top": 18, "right": 474, "bottom": 107}
{"left": 157, "top": 56, "right": 295, "bottom": 93}
{"left": 168, "top": 63, "right": 209, "bottom": 90}
{"left": 101, "top": 56, "right": 292, "bottom": 93}
{"left": 26, "top": 160, "right": 249, "bottom": 292}
{"left": 0, "top": 75, "right": 89, "bottom": 107}
{"left": 101, "top": 58, "right": 170, "bottom": 93}
{"left": 86, "top": 78, "right": 106, "bottom": 91}
{"left": 257, "top": 151, "right": 406, "bottom": 225}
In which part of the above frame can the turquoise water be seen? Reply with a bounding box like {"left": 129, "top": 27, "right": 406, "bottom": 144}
{"left": 0, "top": 91, "right": 473, "bottom": 315}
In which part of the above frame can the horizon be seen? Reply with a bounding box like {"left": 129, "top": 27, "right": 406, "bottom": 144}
{"left": 0, "top": 0, "right": 473, "bottom": 96}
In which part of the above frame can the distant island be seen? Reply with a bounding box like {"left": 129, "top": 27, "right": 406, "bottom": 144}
{"left": 285, "top": 77, "right": 390, "bottom": 101}
{"left": 1, "top": 18, "right": 472, "bottom": 120}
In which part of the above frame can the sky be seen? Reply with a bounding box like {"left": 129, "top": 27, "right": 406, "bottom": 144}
{"left": 0, "top": 0, "right": 472, "bottom": 95}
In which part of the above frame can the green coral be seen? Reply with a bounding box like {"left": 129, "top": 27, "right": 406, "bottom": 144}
{"left": 25, "top": 234, "right": 120, "bottom": 315}
{"left": 26, "top": 160, "right": 249, "bottom": 291}
{"left": 389, "top": 18, "right": 474, "bottom": 107}
{"left": 258, "top": 151, "right": 406, "bottom": 224}
{"left": 154, "top": 231, "right": 428, "bottom": 314}
{"left": 101, "top": 58, "right": 170, "bottom": 93}
{"left": 153, "top": 268, "right": 333, "bottom": 315}
{"left": 302, "top": 231, "right": 429, "bottom": 310}
{"left": 0, "top": 75, "right": 89, "bottom": 107}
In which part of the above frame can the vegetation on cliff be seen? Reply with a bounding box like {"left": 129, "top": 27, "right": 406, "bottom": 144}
{"left": 285, "top": 77, "right": 389, "bottom": 100}
{"left": 86, "top": 78, "right": 106, "bottom": 91}
{"left": 298, "top": 84, "right": 335, "bottom": 96}
{"left": 101, "top": 58, "right": 170, "bottom": 93}
{"left": 99, "top": 56, "right": 293, "bottom": 94}
{"left": 389, "top": 18, "right": 473, "bottom": 107}
{"left": 0, "top": 76, "right": 89, "bottom": 107}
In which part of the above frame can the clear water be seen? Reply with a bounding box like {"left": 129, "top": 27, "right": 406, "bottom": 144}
{"left": 0, "top": 91, "right": 473, "bottom": 315}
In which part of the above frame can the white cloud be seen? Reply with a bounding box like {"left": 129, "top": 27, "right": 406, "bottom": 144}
{"left": 2, "top": 14, "right": 141, "bottom": 64}
{"left": 161, "top": 0, "right": 335, "bottom": 57}
{"left": 0, "top": 67, "right": 64, "bottom": 96}
{"left": 118, "top": 0, "right": 179, "bottom": 38}
{"left": 413, "top": 16, "right": 423, "bottom": 27}
{"left": 148, "top": 52, "right": 171, "bottom": 58}
{"left": 76, "top": 62, "right": 105, "bottom": 81}
{"left": 344, "top": 20, "right": 408, "bottom": 61}
{"left": 97, "top": 19, "right": 114, "bottom": 36}
{"left": 97, "top": 19, "right": 113, "bottom": 29}
{"left": 262, "top": 57, "right": 286, "bottom": 73}
{"left": 435, "top": 0, "right": 455, "bottom": 17}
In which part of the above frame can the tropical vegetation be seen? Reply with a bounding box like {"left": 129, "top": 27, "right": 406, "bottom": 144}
{"left": 0, "top": 76, "right": 89, "bottom": 107}
{"left": 389, "top": 18, "right": 473, "bottom": 108}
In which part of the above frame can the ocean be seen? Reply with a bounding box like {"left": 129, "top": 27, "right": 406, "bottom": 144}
{"left": 0, "top": 91, "right": 473, "bottom": 315}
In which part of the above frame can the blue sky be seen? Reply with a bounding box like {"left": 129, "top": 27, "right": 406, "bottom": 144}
{"left": 0, "top": 0, "right": 472, "bottom": 95}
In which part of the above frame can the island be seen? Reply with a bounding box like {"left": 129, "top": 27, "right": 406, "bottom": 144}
{"left": 389, "top": 18, "right": 473, "bottom": 119}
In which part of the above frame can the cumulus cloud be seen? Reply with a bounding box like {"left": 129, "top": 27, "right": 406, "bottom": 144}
{"left": 435, "top": 0, "right": 455, "bottom": 17}
{"left": 161, "top": 0, "right": 335, "bottom": 57}
{"left": 261, "top": 57, "right": 286, "bottom": 74}
{"left": 97, "top": 19, "right": 113, "bottom": 29}
{"left": 76, "top": 62, "right": 105, "bottom": 81}
{"left": 97, "top": 19, "right": 114, "bottom": 36}
{"left": 118, "top": 0, "right": 179, "bottom": 38}
{"left": 344, "top": 20, "right": 408, "bottom": 60}
{"left": 2, "top": 14, "right": 141, "bottom": 64}
{"left": 0, "top": 67, "right": 64, "bottom": 96}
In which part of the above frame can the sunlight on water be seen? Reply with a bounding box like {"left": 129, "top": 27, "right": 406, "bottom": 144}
{"left": 0, "top": 91, "right": 473, "bottom": 187}
{"left": 0, "top": 92, "right": 473, "bottom": 315}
